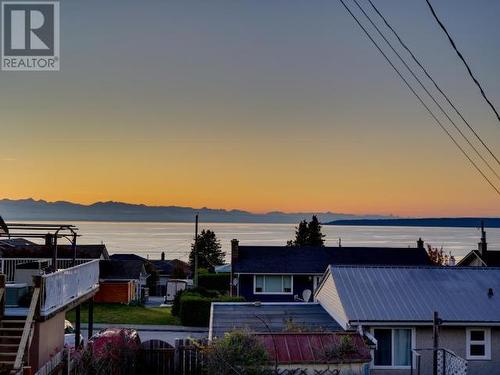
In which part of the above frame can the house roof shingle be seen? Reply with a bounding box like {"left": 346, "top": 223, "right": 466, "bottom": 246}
{"left": 99, "top": 260, "right": 146, "bottom": 280}
{"left": 209, "top": 303, "right": 341, "bottom": 340}
{"left": 317, "top": 265, "right": 500, "bottom": 327}
{"left": 233, "top": 245, "right": 432, "bottom": 274}
{"left": 0, "top": 240, "right": 109, "bottom": 259}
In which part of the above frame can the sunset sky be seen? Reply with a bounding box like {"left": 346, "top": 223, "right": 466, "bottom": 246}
{"left": 1, "top": 0, "right": 500, "bottom": 216}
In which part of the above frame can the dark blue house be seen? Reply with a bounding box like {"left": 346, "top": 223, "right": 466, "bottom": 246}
{"left": 230, "top": 239, "right": 432, "bottom": 302}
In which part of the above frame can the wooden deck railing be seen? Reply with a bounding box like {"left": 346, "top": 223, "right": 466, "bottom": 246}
{"left": 0, "top": 258, "right": 91, "bottom": 282}
{"left": 40, "top": 259, "right": 99, "bottom": 316}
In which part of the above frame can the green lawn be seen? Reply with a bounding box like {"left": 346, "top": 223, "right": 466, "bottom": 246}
{"left": 66, "top": 303, "right": 180, "bottom": 325}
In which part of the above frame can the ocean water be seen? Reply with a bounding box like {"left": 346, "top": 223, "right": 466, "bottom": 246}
{"left": 20, "top": 221, "right": 500, "bottom": 262}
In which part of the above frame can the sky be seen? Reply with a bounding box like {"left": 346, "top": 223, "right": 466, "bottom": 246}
{"left": 1, "top": 0, "right": 500, "bottom": 217}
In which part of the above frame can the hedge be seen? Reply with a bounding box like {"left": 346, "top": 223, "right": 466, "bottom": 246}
{"left": 171, "top": 287, "right": 220, "bottom": 317}
{"left": 179, "top": 295, "right": 244, "bottom": 327}
{"left": 198, "top": 273, "right": 230, "bottom": 293}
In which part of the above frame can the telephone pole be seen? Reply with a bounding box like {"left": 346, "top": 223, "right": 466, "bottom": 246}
{"left": 194, "top": 214, "right": 199, "bottom": 287}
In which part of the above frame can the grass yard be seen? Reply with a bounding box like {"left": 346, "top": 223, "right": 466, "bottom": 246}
{"left": 66, "top": 303, "right": 180, "bottom": 325}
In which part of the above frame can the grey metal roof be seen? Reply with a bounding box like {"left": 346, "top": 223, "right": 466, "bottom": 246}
{"left": 209, "top": 303, "right": 341, "bottom": 340}
{"left": 319, "top": 266, "right": 500, "bottom": 326}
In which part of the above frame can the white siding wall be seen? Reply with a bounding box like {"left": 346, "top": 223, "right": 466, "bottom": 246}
{"left": 315, "top": 270, "right": 349, "bottom": 329}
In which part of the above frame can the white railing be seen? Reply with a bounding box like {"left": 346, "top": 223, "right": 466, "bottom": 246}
{"left": 40, "top": 259, "right": 99, "bottom": 316}
{"left": 0, "top": 258, "right": 91, "bottom": 282}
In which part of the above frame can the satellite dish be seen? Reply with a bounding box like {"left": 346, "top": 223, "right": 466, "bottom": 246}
{"left": 0, "top": 216, "right": 9, "bottom": 237}
{"left": 302, "top": 289, "right": 312, "bottom": 303}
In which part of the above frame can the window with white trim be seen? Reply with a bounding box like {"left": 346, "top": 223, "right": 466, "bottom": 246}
{"left": 373, "top": 328, "right": 413, "bottom": 368}
{"left": 254, "top": 275, "right": 293, "bottom": 294}
{"left": 466, "top": 328, "right": 491, "bottom": 360}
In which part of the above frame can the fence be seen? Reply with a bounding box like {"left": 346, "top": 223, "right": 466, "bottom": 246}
{"left": 411, "top": 348, "right": 467, "bottom": 375}
{"left": 40, "top": 259, "right": 99, "bottom": 316}
{"left": 0, "top": 258, "right": 90, "bottom": 282}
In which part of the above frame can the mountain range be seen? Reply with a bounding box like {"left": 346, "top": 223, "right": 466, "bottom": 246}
{"left": 0, "top": 199, "right": 393, "bottom": 223}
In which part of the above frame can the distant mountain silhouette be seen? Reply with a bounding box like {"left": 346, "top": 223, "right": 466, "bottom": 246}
{"left": 0, "top": 199, "right": 392, "bottom": 223}
{"left": 327, "top": 218, "right": 500, "bottom": 228}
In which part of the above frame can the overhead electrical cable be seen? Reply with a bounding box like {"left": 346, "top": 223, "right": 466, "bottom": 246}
{"left": 366, "top": 0, "right": 500, "bottom": 171}
{"left": 336, "top": 0, "right": 500, "bottom": 195}
{"left": 350, "top": 0, "right": 500, "bottom": 180}
{"left": 424, "top": 0, "right": 500, "bottom": 124}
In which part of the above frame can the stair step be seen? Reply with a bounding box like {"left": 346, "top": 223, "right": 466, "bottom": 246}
{"left": 0, "top": 353, "right": 16, "bottom": 357}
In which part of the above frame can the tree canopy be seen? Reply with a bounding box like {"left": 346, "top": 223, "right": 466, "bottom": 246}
{"left": 287, "top": 215, "right": 326, "bottom": 247}
{"left": 189, "top": 229, "right": 225, "bottom": 272}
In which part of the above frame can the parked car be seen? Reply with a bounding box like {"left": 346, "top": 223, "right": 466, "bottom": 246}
{"left": 64, "top": 320, "right": 84, "bottom": 349}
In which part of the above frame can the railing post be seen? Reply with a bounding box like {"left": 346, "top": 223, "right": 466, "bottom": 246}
{"left": 0, "top": 274, "right": 5, "bottom": 320}
{"left": 88, "top": 298, "right": 94, "bottom": 340}
{"left": 33, "top": 275, "right": 42, "bottom": 319}
{"left": 75, "top": 306, "right": 81, "bottom": 349}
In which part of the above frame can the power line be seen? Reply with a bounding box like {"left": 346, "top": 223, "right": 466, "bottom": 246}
{"left": 424, "top": 0, "right": 500, "bottom": 124}
{"left": 350, "top": 0, "right": 500, "bottom": 181}
{"left": 366, "top": 0, "right": 500, "bottom": 170}
{"left": 336, "top": 0, "right": 500, "bottom": 196}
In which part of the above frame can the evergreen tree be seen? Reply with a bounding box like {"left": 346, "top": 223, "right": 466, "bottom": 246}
{"left": 287, "top": 216, "right": 326, "bottom": 247}
{"left": 189, "top": 229, "right": 225, "bottom": 272}
{"left": 307, "top": 215, "right": 325, "bottom": 247}
{"left": 287, "top": 220, "right": 309, "bottom": 246}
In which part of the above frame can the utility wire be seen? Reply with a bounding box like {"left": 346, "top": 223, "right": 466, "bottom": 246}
{"left": 336, "top": 0, "right": 500, "bottom": 196}
{"left": 350, "top": 0, "right": 500, "bottom": 180}
{"left": 367, "top": 0, "right": 500, "bottom": 170}
{"left": 424, "top": 0, "right": 500, "bottom": 124}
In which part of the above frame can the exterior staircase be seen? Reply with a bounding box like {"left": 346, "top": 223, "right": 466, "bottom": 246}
{"left": 0, "top": 319, "right": 25, "bottom": 371}
{"left": 0, "top": 278, "right": 40, "bottom": 375}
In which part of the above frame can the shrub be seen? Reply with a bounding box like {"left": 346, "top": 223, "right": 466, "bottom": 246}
{"left": 171, "top": 287, "right": 220, "bottom": 317}
{"left": 203, "top": 331, "right": 269, "bottom": 375}
{"left": 319, "top": 335, "right": 358, "bottom": 363}
{"left": 198, "top": 273, "right": 230, "bottom": 293}
{"left": 179, "top": 294, "right": 244, "bottom": 327}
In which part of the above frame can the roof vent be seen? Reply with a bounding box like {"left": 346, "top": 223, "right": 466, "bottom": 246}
{"left": 488, "top": 288, "right": 494, "bottom": 298}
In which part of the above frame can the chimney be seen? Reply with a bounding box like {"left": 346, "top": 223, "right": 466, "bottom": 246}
{"left": 45, "top": 233, "right": 53, "bottom": 246}
{"left": 417, "top": 238, "right": 424, "bottom": 249}
{"left": 161, "top": 251, "right": 165, "bottom": 261}
{"left": 478, "top": 221, "right": 488, "bottom": 260}
{"left": 231, "top": 239, "right": 239, "bottom": 264}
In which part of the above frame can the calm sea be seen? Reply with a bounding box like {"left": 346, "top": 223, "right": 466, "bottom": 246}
{"left": 21, "top": 221, "right": 500, "bottom": 262}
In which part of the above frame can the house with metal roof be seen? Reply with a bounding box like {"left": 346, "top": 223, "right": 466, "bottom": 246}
{"left": 255, "top": 332, "right": 372, "bottom": 374}
{"left": 315, "top": 265, "right": 500, "bottom": 374}
{"left": 209, "top": 302, "right": 341, "bottom": 340}
{"left": 230, "top": 238, "right": 432, "bottom": 302}
{"left": 457, "top": 223, "right": 500, "bottom": 267}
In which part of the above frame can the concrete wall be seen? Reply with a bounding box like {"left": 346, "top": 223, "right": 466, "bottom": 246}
{"left": 369, "top": 326, "right": 500, "bottom": 375}
{"left": 29, "top": 311, "right": 65, "bottom": 371}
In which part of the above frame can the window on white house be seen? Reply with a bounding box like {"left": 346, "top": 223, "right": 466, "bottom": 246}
{"left": 254, "top": 275, "right": 293, "bottom": 294}
{"left": 466, "top": 328, "right": 491, "bottom": 360}
{"left": 373, "top": 328, "right": 413, "bottom": 367}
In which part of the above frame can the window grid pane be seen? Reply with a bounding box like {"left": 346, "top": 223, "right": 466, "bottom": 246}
{"left": 394, "top": 329, "right": 412, "bottom": 366}
{"left": 264, "top": 276, "right": 283, "bottom": 293}
{"left": 374, "top": 329, "right": 392, "bottom": 366}
{"left": 283, "top": 276, "right": 292, "bottom": 292}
